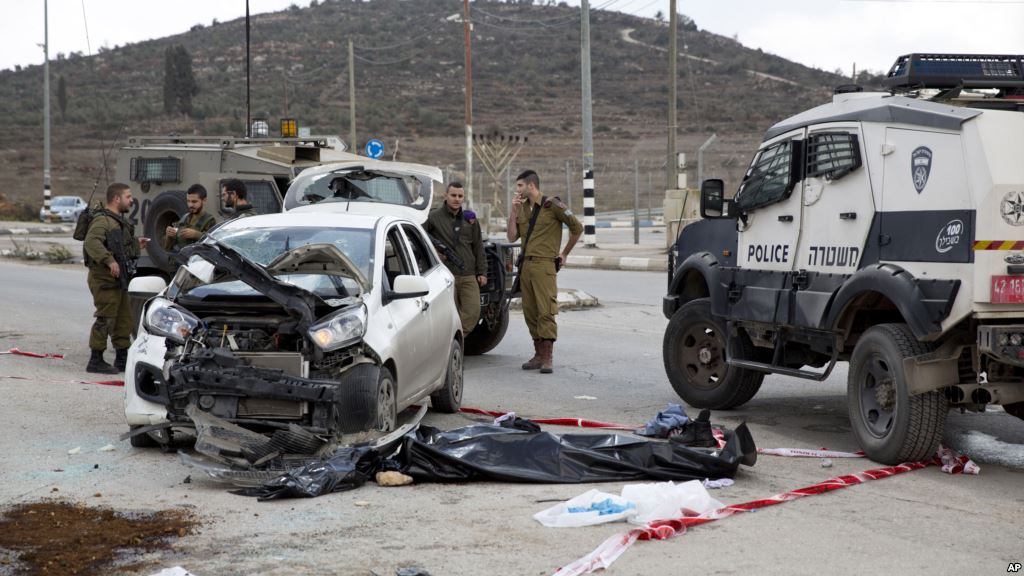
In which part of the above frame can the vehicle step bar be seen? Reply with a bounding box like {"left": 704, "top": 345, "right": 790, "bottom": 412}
{"left": 725, "top": 322, "right": 841, "bottom": 382}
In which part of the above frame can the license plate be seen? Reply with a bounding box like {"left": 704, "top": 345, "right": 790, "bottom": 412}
{"left": 991, "top": 275, "right": 1024, "bottom": 304}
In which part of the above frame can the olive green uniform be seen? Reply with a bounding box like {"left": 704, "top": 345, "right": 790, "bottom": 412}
{"left": 515, "top": 196, "right": 583, "bottom": 340}
{"left": 230, "top": 204, "right": 257, "bottom": 219}
{"left": 423, "top": 206, "right": 487, "bottom": 334}
{"left": 83, "top": 211, "right": 140, "bottom": 351}
{"left": 162, "top": 211, "right": 215, "bottom": 251}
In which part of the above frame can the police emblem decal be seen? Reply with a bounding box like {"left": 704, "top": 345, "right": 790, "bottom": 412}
{"left": 1001, "top": 191, "right": 1024, "bottom": 226}
{"left": 911, "top": 146, "right": 932, "bottom": 193}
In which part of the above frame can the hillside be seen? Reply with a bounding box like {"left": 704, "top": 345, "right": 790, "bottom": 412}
{"left": 0, "top": 0, "right": 864, "bottom": 217}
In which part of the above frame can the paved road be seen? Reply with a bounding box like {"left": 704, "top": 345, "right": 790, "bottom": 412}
{"left": 1, "top": 261, "right": 1022, "bottom": 576}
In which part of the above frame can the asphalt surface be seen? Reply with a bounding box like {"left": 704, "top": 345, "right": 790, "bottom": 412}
{"left": 1, "top": 261, "right": 1022, "bottom": 575}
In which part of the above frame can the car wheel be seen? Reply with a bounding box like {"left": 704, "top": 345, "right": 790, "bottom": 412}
{"left": 663, "top": 297, "right": 764, "bottom": 409}
{"left": 128, "top": 426, "right": 160, "bottom": 448}
{"left": 376, "top": 367, "right": 398, "bottom": 432}
{"left": 431, "top": 338, "right": 464, "bottom": 413}
{"left": 847, "top": 323, "right": 947, "bottom": 464}
{"left": 464, "top": 304, "right": 509, "bottom": 356}
{"left": 336, "top": 363, "right": 397, "bottom": 433}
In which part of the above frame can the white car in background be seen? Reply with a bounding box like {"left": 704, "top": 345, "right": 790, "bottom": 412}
{"left": 124, "top": 164, "right": 463, "bottom": 448}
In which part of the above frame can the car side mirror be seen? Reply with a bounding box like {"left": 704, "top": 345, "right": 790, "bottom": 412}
{"left": 388, "top": 275, "right": 429, "bottom": 301}
{"left": 128, "top": 276, "right": 168, "bottom": 295}
{"left": 700, "top": 179, "right": 736, "bottom": 219}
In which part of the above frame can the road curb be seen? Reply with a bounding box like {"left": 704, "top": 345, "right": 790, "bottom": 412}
{"left": 0, "top": 225, "right": 73, "bottom": 235}
{"left": 565, "top": 254, "right": 667, "bottom": 272}
{"left": 509, "top": 288, "right": 599, "bottom": 311}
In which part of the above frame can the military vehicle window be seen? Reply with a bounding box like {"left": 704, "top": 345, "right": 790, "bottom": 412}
{"left": 401, "top": 224, "right": 437, "bottom": 274}
{"left": 735, "top": 140, "right": 795, "bottom": 212}
{"left": 243, "top": 181, "right": 282, "bottom": 215}
{"left": 806, "top": 133, "right": 861, "bottom": 181}
{"left": 130, "top": 157, "right": 181, "bottom": 183}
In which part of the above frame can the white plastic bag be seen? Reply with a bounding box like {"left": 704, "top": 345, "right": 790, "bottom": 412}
{"left": 621, "top": 480, "right": 723, "bottom": 524}
{"left": 533, "top": 489, "right": 637, "bottom": 527}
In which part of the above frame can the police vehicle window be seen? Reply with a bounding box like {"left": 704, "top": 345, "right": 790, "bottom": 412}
{"left": 806, "top": 133, "right": 861, "bottom": 181}
{"left": 401, "top": 224, "right": 437, "bottom": 274}
{"left": 383, "top": 227, "right": 413, "bottom": 289}
{"left": 735, "top": 140, "right": 794, "bottom": 212}
{"left": 242, "top": 180, "right": 281, "bottom": 214}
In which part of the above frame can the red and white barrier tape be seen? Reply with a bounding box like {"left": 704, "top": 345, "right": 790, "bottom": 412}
{"left": 0, "top": 375, "right": 123, "bottom": 387}
{"left": 553, "top": 447, "right": 979, "bottom": 576}
{"left": 758, "top": 447, "right": 865, "bottom": 458}
{"left": 2, "top": 347, "right": 65, "bottom": 359}
{"left": 459, "top": 406, "right": 637, "bottom": 431}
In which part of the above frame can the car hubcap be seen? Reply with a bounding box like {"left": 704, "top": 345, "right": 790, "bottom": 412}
{"left": 680, "top": 322, "right": 726, "bottom": 391}
{"left": 450, "top": 344, "right": 463, "bottom": 402}
{"left": 859, "top": 354, "right": 896, "bottom": 438}
{"left": 377, "top": 377, "right": 396, "bottom": 432}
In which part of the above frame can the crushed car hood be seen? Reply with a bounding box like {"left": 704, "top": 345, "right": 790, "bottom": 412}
{"left": 267, "top": 242, "right": 369, "bottom": 294}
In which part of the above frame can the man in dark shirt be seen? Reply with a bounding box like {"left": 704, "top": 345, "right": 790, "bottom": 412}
{"left": 221, "top": 179, "right": 256, "bottom": 219}
{"left": 423, "top": 182, "right": 487, "bottom": 335}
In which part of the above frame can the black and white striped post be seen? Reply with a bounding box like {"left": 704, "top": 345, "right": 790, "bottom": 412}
{"left": 583, "top": 169, "right": 595, "bottom": 246}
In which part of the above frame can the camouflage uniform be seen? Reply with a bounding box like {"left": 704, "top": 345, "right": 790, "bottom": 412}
{"left": 423, "top": 205, "right": 487, "bottom": 334}
{"left": 162, "top": 211, "right": 215, "bottom": 252}
{"left": 515, "top": 196, "right": 582, "bottom": 341}
{"left": 83, "top": 210, "right": 140, "bottom": 352}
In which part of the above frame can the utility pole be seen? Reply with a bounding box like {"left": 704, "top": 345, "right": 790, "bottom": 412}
{"left": 348, "top": 38, "right": 356, "bottom": 152}
{"left": 581, "top": 0, "right": 595, "bottom": 247}
{"left": 667, "top": 0, "right": 678, "bottom": 190}
{"left": 43, "top": 0, "right": 51, "bottom": 215}
{"left": 246, "top": 0, "right": 251, "bottom": 137}
{"left": 463, "top": 0, "right": 474, "bottom": 207}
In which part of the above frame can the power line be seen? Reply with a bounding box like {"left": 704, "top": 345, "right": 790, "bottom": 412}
{"left": 80, "top": 0, "right": 92, "bottom": 55}
{"left": 353, "top": 30, "right": 434, "bottom": 51}
{"left": 352, "top": 52, "right": 415, "bottom": 66}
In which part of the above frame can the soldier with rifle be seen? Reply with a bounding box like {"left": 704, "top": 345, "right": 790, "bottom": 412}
{"left": 83, "top": 183, "right": 149, "bottom": 373}
{"left": 423, "top": 182, "right": 487, "bottom": 335}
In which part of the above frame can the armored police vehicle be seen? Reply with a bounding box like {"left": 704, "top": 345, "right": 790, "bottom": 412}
{"left": 116, "top": 134, "right": 515, "bottom": 355}
{"left": 662, "top": 54, "right": 1024, "bottom": 464}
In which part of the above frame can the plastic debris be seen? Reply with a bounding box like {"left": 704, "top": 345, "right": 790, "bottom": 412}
{"left": 702, "top": 478, "right": 734, "bottom": 489}
{"left": 67, "top": 447, "right": 81, "bottom": 455}
{"left": 98, "top": 444, "right": 116, "bottom": 452}
{"left": 573, "top": 395, "right": 598, "bottom": 400}
{"left": 820, "top": 458, "right": 834, "bottom": 468}
{"left": 534, "top": 490, "right": 637, "bottom": 527}
{"left": 622, "top": 480, "right": 723, "bottom": 525}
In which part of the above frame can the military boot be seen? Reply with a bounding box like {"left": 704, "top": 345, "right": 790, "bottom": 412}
{"left": 670, "top": 409, "right": 716, "bottom": 448}
{"left": 539, "top": 340, "right": 554, "bottom": 374}
{"left": 114, "top": 348, "right": 129, "bottom": 372}
{"left": 86, "top": 349, "right": 119, "bottom": 375}
{"left": 521, "top": 339, "right": 543, "bottom": 370}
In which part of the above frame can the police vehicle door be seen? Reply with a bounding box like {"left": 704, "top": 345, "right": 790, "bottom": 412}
{"left": 791, "top": 124, "right": 873, "bottom": 327}
{"left": 731, "top": 128, "right": 805, "bottom": 324}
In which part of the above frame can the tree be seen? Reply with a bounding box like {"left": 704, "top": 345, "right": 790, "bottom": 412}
{"left": 57, "top": 75, "right": 67, "bottom": 122}
{"left": 162, "top": 44, "right": 199, "bottom": 116}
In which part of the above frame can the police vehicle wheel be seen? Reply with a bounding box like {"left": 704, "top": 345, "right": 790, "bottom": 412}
{"left": 848, "top": 323, "right": 947, "bottom": 465}
{"left": 663, "top": 298, "right": 763, "bottom": 409}
{"left": 431, "top": 338, "right": 464, "bottom": 413}
{"left": 128, "top": 426, "right": 160, "bottom": 448}
{"left": 144, "top": 191, "right": 188, "bottom": 271}
{"left": 336, "top": 363, "right": 397, "bottom": 433}
{"left": 464, "top": 306, "right": 509, "bottom": 356}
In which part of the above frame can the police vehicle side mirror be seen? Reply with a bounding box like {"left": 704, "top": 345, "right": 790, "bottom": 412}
{"left": 700, "top": 179, "right": 736, "bottom": 219}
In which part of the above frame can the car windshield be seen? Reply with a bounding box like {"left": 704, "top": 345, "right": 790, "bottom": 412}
{"left": 183, "top": 274, "right": 362, "bottom": 302}
{"left": 210, "top": 225, "right": 375, "bottom": 280}
{"left": 53, "top": 197, "right": 78, "bottom": 207}
{"left": 284, "top": 170, "right": 429, "bottom": 211}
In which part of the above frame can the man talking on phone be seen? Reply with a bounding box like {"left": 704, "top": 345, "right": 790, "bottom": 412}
{"left": 507, "top": 169, "right": 582, "bottom": 374}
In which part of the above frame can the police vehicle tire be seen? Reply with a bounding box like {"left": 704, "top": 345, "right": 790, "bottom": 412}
{"left": 143, "top": 191, "right": 189, "bottom": 271}
{"left": 847, "top": 323, "right": 947, "bottom": 465}
{"left": 464, "top": 305, "right": 509, "bottom": 356}
{"left": 431, "top": 338, "right": 464, "bottom": 413}
{"left": 336, "top": 363, "right": 397, "bottom": 433}
{"left": 128, "top": 426, "right": 160, "bottom": 448}
{"left": 663, "top": 297, "right": 764, "bottom": 410}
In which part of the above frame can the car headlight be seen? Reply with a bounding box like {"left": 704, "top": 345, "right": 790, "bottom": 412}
{"left": 143, "top": 298, "right": 200, "bottom": 343}
{"left": 308, "top": 304, "right": 367, "bottom": 351}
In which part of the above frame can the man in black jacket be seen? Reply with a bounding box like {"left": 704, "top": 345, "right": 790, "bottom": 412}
{"left": 423, "top": 182, "right": 487, "bottom": 335}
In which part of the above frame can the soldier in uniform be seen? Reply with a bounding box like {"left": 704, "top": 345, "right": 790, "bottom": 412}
{"left": 506, "top": 169, "right": 582, "bottom": 374}
{"left": 83, "top": 183, "right": 149, "bottom": 373}
{"left": 220, "top": 179, "right": 256, "bottom": 219}
{"left": 163, "top": 184, "right": 215, "bottom": 252}
{"left": 423, "top": 182, "right": 487, "bottom": 334}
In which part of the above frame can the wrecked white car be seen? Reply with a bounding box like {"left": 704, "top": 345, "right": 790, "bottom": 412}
{"left": 124, "top": 211, "right": 464, "bottom": 447}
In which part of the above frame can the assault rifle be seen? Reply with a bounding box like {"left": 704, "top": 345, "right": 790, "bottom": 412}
{"left": 428, "top": 234, "right": 465, "bottom": 273}
{"left": 106, "top": 227, "right": 137, "bottom": 290}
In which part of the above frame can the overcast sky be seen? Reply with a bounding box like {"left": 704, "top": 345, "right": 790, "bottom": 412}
{"left": 4, "top": 0, "right": 1023, "bottom": 75}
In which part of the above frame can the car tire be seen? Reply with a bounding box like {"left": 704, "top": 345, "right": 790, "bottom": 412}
{"left": 143, "top": 191, "right": 188, "bottom": 271}
{"left": 464, "top": 304, "right": 509, "bottom": 356}
{"left": 128, "top": 426, "right": 160, "bottom": 448}
{"left": 336, "top": 363, "right": 398, "bottom": 433}
{"left": 847, "top": 323, "right": 947, "bottom": 465}
{"left": 663, "top": 297, "right": 764, "bottom": 410}
{"left": 431, "top": 338, "right": 464, "bottom": 413}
